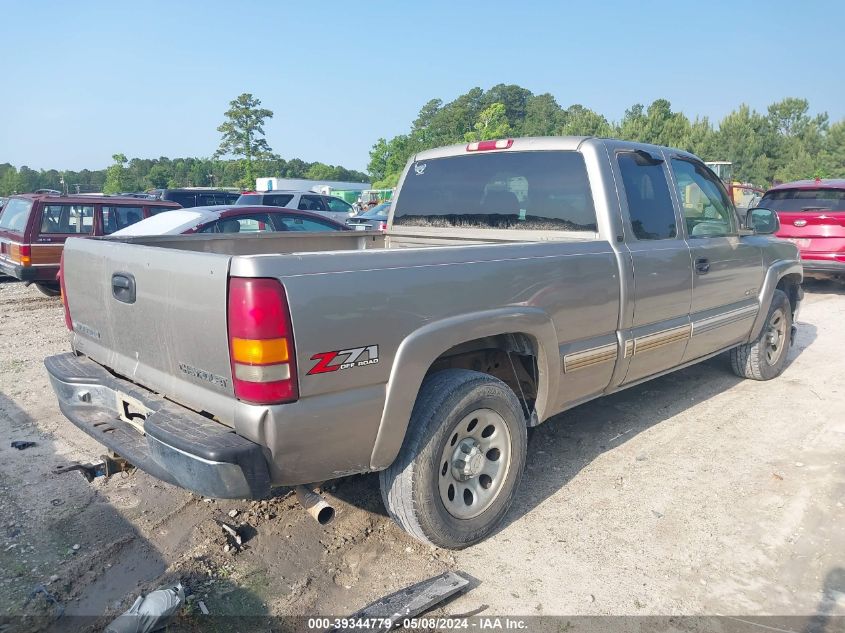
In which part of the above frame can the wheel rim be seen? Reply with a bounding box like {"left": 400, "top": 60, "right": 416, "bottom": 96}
{"left": 765, "top": 308, "right": 787, "bottom": 365}
{"left": 437, "top": 408, "right": 512, "bottom": 520}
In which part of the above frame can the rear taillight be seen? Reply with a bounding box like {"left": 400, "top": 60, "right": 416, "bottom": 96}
{"left": 466, "top": 138, "right": 513, "bottom": 152}
{"left": 59, "top": 252, "right": 72, "bottom": 330}
{"left": 11, "top": 244, "right": 31, "bottom": 266}
{"left": 378, "top": 221, "right": 387, "bottom": 231}
{"left": 227, "top": 277, "right": 298, "bottom": 404}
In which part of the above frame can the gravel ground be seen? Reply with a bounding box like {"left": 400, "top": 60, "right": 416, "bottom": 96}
{"left": 0, "top": 277, "right": 843, "bottom": 628}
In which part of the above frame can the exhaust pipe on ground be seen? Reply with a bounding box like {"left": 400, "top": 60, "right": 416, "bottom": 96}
{"left": 294, "top": 485, "right": 335, "bottom": 525}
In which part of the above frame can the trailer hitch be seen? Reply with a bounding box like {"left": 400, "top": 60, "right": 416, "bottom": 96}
{"left": 53, "top": 455, "right": 134, "bottom": 483}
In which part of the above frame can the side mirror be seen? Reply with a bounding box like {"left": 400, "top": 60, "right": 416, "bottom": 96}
{"left": 746, "top": 207, "right": 780, "bottom": 235}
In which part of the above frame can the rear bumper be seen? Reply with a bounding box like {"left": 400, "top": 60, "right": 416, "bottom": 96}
{"left": 0, "top": 259, "right": 41, "bottom": 281}
{"left": 800, "top": 257, "right": 845, "bottom": 275}
{"left": 44, "top": 352, "right": 271, "bottom": 499}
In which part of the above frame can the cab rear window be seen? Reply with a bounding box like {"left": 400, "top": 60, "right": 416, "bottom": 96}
{"left": 761, "top": 188, "right": 845, "bottom": 212}
{"left": 393, "top": 151, "right": 597, "bottom": 232}
{"left": 0, "top": 198, "right": 33, "bottom": 233}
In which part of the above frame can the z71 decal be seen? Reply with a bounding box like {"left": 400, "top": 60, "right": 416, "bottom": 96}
{"left": 308, "top": 345, "right": 379, "bottom": 375}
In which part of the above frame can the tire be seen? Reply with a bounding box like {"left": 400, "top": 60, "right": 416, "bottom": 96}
{"left": 34, "top": 283, "right": 61, "bottom": 298}
{"left": 379, "top": 369, "right": 528, "bottom": 549}
{"left": 730, "top": 289, "right": 792, "bottom": 380}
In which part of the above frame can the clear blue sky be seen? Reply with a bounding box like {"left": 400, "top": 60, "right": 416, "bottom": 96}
{"left": 1, "top": 0, "right": 843, "bottom": 173}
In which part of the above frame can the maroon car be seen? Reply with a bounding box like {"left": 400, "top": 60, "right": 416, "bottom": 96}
{"left": 0, "top": 193, "right": 180, "bottom": 295}
{"left": 760, "top": 179, "right": 845, "bottom": 280}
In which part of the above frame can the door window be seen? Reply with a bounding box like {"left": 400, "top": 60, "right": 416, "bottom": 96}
{"left": 671, "top": 159, "right": 737, "bottom": 238}
{"left": 40, "top": 204, "right": 94, "bottom": 234}
{"left": 101, "top": 206, "right": 144, "bottom": 234}
{"left": 200, "top": 213, "right": 277, "bottom": 233}
{"left": 297, "top": 195, "right": 327, "bottom": 212}
{"left": 274, "top": 215, "right": 339, "bottom": 232}
{"left": 617, "top": 152, "right": 677, "bottom": 240}
{"left": 325, "top": 197, "right": 353, "bottom": 214}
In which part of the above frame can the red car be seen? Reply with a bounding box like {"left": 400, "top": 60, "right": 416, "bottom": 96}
{"left": 760, "top": 179, "right": 845, "bottom": 280}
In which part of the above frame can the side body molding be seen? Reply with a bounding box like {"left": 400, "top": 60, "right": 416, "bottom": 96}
{"left": 747, "top": 260, "right": 803, "bottom": 342}
{"left": 369, "top": 308, "right": 560, "bottom": 470}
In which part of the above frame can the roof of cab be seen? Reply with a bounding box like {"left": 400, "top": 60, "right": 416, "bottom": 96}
{"left": 411, "top": 136, "right": 698, "bottom": 162}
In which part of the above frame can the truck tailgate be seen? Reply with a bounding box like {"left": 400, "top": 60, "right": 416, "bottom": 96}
{"left": 63, "top": 238, "right": 237, "bottom": 421}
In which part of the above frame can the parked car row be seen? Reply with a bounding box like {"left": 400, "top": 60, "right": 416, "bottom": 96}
{"left": 0, "top": 194, "right": 180, "bottom": 295}
{"left": 0, "top": 186, "right": 384, "bottom": 295}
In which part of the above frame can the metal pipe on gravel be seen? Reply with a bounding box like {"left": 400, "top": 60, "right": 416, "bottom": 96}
{"left": 294, "top": 485, "right": 335, "bottom": 525}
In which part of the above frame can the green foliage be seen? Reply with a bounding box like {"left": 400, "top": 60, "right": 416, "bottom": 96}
{"left": 102, "top": 153, "right": 137, "bottom": 194}
{"left": 369, "top": 86, "right": 845, "bottom": 188}
{"left": 465, "top": 103, "right": 512, "bottom": 142}
{"left": 0, "top": 154, "right": 368, "bottom": 197}
{"left": 214, "top": 93, "right": 275, "bottom": 187}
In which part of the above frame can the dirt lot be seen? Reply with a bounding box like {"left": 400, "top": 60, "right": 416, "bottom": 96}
{"left": 1, "top": 277, "right": 843, "bottom": 628}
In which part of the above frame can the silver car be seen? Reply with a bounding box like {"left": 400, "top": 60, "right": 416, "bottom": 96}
{"left": 235, "top": 190, "right": 357, "bottom": 223}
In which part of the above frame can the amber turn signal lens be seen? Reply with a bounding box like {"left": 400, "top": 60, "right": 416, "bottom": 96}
{"left": 230, "top": 337, "right": 289, "bottom": 365}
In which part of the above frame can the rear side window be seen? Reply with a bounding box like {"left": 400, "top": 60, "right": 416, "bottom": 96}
{"left": 196, "top": 193, "right": 219, "bottom": 206}
{"left": 617, "top": 152, "right": 677, "bottom": 240}
{"left": 264, "top": 194, "right": 294, "bottom": 207}
{"left": 40, "top": 204, "right": 94, "bottom": 234}
{"left": 102, "top": 206, "right": 144, "bottom": 234}
{"left": 393, "top": 151, "right": 597, "bottom": 231}
{"left": 0, "top": 198, "right": 33, "bottom": 233}
{"left": 236, "top": 194, "right": 262, "bottom": 205}
{"left": 760, "top": 188, "right": 845, "bottom": 212}
{"left": 167, "top": 192, "right": 197, "bottom": 207}
{"left": 217, "top": 192, "right": 240, "bottom": 205}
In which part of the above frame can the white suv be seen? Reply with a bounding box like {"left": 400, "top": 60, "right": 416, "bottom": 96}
{"left": 235, "top": 191, "right": 356, "bottom": 223}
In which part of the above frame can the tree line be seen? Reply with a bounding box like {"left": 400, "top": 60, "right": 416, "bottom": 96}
{"left": 0, "top": 155, "right": 369, "bottom": 197}
{"left": 367, "top": 84, "right": 845, "bottom": 188}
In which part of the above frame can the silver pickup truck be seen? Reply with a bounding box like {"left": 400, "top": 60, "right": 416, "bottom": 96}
{"left": 46, "top": 137, "right": 802, "bottom": 549}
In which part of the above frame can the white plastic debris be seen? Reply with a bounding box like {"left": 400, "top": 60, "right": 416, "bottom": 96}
{"left": 105, "top": 582, "right": 184, "bottom": 633}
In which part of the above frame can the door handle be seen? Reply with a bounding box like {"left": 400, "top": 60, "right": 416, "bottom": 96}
{"left": 112, "top": 272, "right": 136, "bottom": 304}
{"left": 695, "top": 257, "right": 710, "bottom": 274}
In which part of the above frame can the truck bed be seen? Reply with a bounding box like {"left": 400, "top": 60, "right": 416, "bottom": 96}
{"left": 104, "top": 226, "right": 598, "bottom": 255}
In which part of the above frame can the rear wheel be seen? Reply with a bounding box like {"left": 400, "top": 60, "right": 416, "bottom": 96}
{"left": 379, "top": 369, "right": 528, "bottom": 549}
{"left": 730, "top": 289, "right": 792, "bottom": 380}
{"left": 34, "top": 282, "right": 61, "bottom": 298}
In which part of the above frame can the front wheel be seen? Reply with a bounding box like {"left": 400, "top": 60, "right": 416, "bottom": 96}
{"left": 379, "top": 369, "right": 528, "bottom": 549}
{"left": 730, "top": 289, "right": 792, "bottom": 380}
